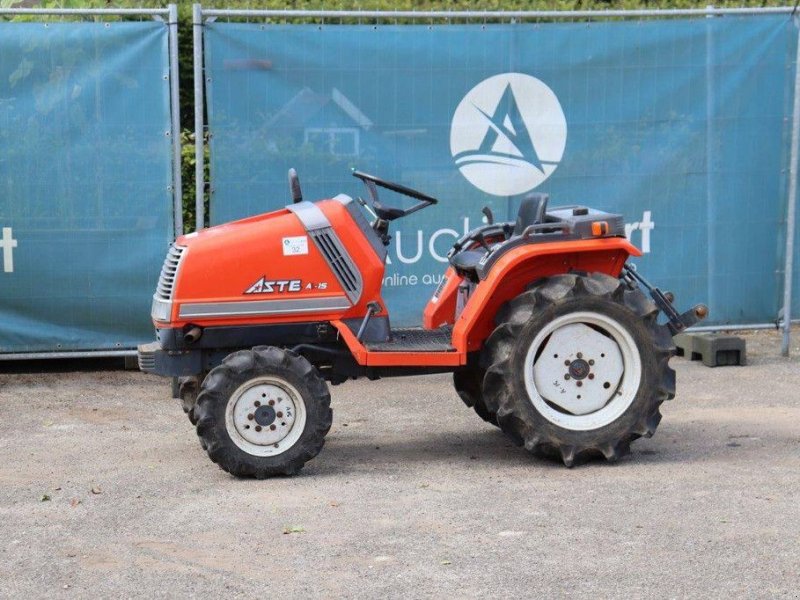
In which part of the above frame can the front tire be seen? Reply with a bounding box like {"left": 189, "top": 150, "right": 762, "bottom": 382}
{"left": 174, "top": 376, "right": 201, "bottom": 426}
{"left": 482, "top": 273, "right": 675, "bottom": 466}
{"left": 194, "top": 347, "right": 332, "bottom": 478}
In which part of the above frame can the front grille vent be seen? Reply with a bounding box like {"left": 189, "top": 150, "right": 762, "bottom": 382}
{"left": 155, "top": 244, "right": 185, "bottom": 301}
{"left": 310, "top": 228, "right": 362, "bottom": 303}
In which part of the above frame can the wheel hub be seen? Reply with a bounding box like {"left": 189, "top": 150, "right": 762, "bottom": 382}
{"left": 226, "top": 379, "right": 303, "bottom": 452}
{"left": 532, "top": 322, "right": 625, "bottom": 416}
{"left": 567, "top": 358, "right": 591, "bottom": 380}
{"left": 254, "top": 404, "right": 276, "bottom": 426}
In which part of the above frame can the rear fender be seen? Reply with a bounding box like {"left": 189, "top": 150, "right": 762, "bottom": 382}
{"left": 451, "top": 237, "right": 641, "bottom": 353}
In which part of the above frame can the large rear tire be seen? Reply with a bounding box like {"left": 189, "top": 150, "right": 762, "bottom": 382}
{"left": 482, "top": 273, "right": 675, "bottom": 466}
{"left": 194, "top": 347, "right": 332, "bottom": 478}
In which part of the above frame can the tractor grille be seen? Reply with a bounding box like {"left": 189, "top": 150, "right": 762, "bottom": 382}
{"left": 155, "top": 243, "right": 186, "bottom": 301}
{"left": 309, "top": 228, "right": 362, "bottom": 303}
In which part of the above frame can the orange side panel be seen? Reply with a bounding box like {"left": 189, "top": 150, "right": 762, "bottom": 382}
{"left": 422, "top": 267, "right": 463, "bottom": 329}
{"left": 171, "top": 209, "right": 347, "bottom": 327}
{"left": 363, "top": 351, "right": 463, "bottom": 367}
{"left": 452, "top": 237, "right": 640, "bottom": 353}
{"left": 166, "top": 199, "right": 386, "bottom": 328}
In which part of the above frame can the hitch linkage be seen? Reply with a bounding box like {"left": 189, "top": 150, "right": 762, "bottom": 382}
{"left": 621, "top": 264, "right": 708, "bottom": 335}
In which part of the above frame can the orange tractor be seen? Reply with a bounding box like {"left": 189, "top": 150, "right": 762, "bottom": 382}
{"left": 139, "top": 169, "right": 706, "bottom": 477}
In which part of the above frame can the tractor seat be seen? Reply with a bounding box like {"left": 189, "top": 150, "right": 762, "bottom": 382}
{"left": 450, "top": 193, "right": 551, "bottom": 277}
{"left": 514, "top": 193, "right": 549, "bottom": 235}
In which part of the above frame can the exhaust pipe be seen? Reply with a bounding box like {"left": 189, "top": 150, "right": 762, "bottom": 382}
{"left": 183, "top": 326, "right": 202, "bottom": 344}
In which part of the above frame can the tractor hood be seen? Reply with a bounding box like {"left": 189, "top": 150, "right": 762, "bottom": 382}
{"left": 151, "top": 197, "right": 386, "bottom": 329}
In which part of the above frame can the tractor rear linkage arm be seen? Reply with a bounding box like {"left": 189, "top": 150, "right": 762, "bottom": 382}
{"left": 621, "top": 264, "right": 708, "bottom": 335}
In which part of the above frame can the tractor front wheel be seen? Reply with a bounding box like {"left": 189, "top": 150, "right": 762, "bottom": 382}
{"left": 482, "top": 273, "right": 675, "bottom": 466}
{"left": 173, "top": 376, "right": 202, "bottom": 425}
{"left": 194, "top": 347, "right": 332, "bottom": 478}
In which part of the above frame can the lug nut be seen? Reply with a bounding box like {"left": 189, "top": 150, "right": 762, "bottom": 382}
{"left": 255, "top": 425, "right": 262, "bottom": 432}
{"left": 588, "top": 373, "right": 595, "bottom": 380}
{"left": 277, "top": 411, "right": 283, "bottom": 418}
{"left": 268, "top": 400, "right": 275, "bottom": 406}
{"left": 247, "top": 414, "right": 254, "bottom": 420}
{"left": 254, "top": 400, "right": 261, "bottom": 407}
{"left": 564, "top": 360, "right": 571, "bottom": 366}
{"left": 588, "top": 359, "right": 595, "bottom": 366}
{"left": 564, "top": 374, "right": 571, "bottom": 380}
{"left": 577, "top": 352, "right": 583, "bottom": 359}
{"left": 576, "top": 381, "right": 583, "bottom": 387}
{"left": 270, "top": 424, "right": 276, "bottom": 431}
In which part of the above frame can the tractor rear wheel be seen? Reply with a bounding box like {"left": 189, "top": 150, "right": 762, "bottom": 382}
{"left": 453, "top": 356, "right": 498, "bottom": 426}
{"left": 482, "top": 273, "right": 675, "bottom": 466}
{"left": 194, "top": 346, "right": 332, "bottom": 478}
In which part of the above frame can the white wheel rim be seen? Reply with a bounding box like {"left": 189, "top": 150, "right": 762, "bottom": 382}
{"left": 523, "top": 311, "right": 642, "bottom": 432}
{"left": 224, "top": 376, "right": 307, "bottom": 457}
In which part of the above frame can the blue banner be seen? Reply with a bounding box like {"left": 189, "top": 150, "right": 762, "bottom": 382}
{"left": 205, "top": 16, "right": 798, "bottom": 326}
{"left": 0, "top": 22, "right": 174, "bottom": 353}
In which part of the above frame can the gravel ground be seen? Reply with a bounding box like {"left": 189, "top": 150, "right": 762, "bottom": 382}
{"left": 0, "top": 329, "right": 798, "bottom": 599}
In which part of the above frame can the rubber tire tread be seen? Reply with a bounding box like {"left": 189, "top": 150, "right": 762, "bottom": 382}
{"left": 453, "top": 356, "right": 498, "bottom": 426}
{"left": 179, "top": 376, "right": 203, "bottom": 427}
{"left": 194, "top": 346, "right": 332, "bottom": 478}
{"left": 482, "top": 272, "right": 675, "bottom": 466}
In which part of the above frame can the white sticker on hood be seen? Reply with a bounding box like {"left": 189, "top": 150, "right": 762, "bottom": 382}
{"left": 282, "top": 236, "right": 308, "bottom": 256}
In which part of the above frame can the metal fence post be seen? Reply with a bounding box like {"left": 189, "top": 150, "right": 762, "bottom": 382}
{"left": 782, "top": 19, "right": 800, "bottom": 356}
{"left": 705, "top": 5, "right": 717, "bottom": 324}
{"left": 168, "top": 3, "right": 183, "bottom": 237}
{"left": 193, "top": 3, "right": 205, "bottom": 231}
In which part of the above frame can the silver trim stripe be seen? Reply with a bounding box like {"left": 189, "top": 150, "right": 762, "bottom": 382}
{"left": 333, "top": 193, "right": 354, "bottom": 205}
{"left": 179, "top": 295, "right": 351, "bottom": 319}
{"left": 287, "top": 201, "right": 331, "bottom": 231}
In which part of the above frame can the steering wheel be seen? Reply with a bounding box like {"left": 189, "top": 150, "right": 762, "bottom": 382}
{"left": 352, "top": 170, "right": 437, "bottom": 221}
